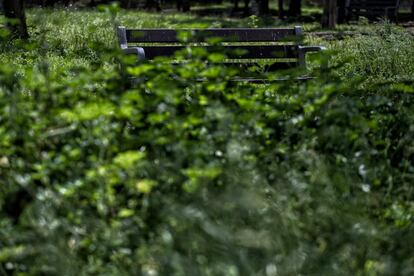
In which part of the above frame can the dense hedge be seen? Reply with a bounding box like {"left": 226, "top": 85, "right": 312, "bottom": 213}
{"left": 1, "top": 24, "right": 414, "bottom": 275}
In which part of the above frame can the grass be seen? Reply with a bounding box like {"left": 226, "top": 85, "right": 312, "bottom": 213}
{"left": 1, "top": 7, "right": 414, "bottom": 84}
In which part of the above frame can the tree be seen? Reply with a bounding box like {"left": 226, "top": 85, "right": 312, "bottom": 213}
{"left": 258, "top": 0, "right": 269, "bottom": 15}
{"left": 278, "top": 0, "right": 285, "bottom": 18}
{"left": 411, "top": 0, "right": 414, "bottom": 20}
{"left": 233, "top": 0, "right": 250, "bottom": 15}
{"left": 177, "top": 0, "right": 190, "bottom": 11}
{"left": 120, "top": 0, "right": 132, "bottom": 8}
{"left": 3, "top": 0, "right": 29, "bottom": 39}
{"left": 250, "top": 0, "right": 270, "bottom": 16}
{"left": 321, "top": 0, "right": 337, "bottom": 28}
{"left": 288, "top": 0, "right": 301, "bottom": 16}
{"left": 337, "top": 0, "right": 346, "bottom": 23}
{"left": 144, "top": 0, "right": 161, "bottom": 11}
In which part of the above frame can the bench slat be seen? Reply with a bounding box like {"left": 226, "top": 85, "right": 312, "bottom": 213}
{"left": 231, "top": 62, "right": 298, "bottom": 70}
{"left": 142, "top": 45, "right": 298, "bottom": 59}
{"left": 125, "top": 28, "right": 299, "bottom": 43}
{"left": 227, "top": 62, "right": 300, "bottom": 74}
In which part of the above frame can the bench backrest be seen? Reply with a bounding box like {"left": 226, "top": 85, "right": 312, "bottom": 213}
{"left": 117, "top": 26, "right": 305, "bottom": 69}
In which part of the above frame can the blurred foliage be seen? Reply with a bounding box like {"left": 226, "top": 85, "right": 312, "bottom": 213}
{"left": 1, "top": 6, "right": 414, "bottom": 276}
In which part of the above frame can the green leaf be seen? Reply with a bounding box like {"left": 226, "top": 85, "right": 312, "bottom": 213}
{"left": 113, "top": 151, "right": 146, "bottom": 169}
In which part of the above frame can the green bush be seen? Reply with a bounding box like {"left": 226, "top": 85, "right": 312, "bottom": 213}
{"left": 1, "top": 31, "right": 414, "bottom": 274}
{"left": 1, "top": 7, "right": 414, "bottom": 275}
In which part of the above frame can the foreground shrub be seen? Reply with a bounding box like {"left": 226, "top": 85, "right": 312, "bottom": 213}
{"left": 1, "top": 38, "right": 414, "bottom": 275}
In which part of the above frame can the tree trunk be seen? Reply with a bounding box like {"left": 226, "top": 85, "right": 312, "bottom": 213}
{"left": 234, "top": 0, "right": 240, "bottom": 10}
{"left": 177, "top": 0, "right": 190, "bottom": 12}
{"left": 243, "top": 0, "right": 250, "bottom": 15}
{"left": 43, "top": 0, "right": 56, "bottom": 7}
{"left": 337, "top": 0, "right": 346, "bottom": 23}
{"left": 411, "top": 0, "right": 414, "bottom": 20}
{"left": 278, "top": 0, "right": 284, "bottom": 19}
{"left": 183, "top": 0, "right": 190, "bottom": 12}
{"left": 249, "top": 0, "right": 258, "bottom": 15}
{"left": 258, "top": 0, "right": 269, "bottom": 15}
{"left": 144, "top": 0, "right": 161, "bottom": 11}
{"left": 120, "top": 0, "right": 131, "bottom": 9}
{"left": 288, "top": 0, "right": 301, "bottom": 17}
{"left": 321, "top": 0, "right": 337, "bottom": 29}
{"left": 3, "top": 0, "right": 29, "bottom": 39}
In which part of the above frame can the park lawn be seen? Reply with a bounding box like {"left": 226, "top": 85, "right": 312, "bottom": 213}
{"left": 1, "top": 7, "right": 413, "bottom": 85}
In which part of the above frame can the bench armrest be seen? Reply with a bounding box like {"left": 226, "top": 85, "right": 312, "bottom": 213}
{"left": 297, "top": 45, "right": 327, "bottom": 67}
{"left": 298, "top": 45, "right": 327, "bottom": 53}
{"left": 122, "top": 47, "right": 146, "bottom": 61}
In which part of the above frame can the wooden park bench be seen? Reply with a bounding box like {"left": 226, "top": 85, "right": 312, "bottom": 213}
{"left": 341, "top": 0, "right": 400, "bottom": 21}
{"left": 116, "top": 26, "right": 326, "bottom": 80}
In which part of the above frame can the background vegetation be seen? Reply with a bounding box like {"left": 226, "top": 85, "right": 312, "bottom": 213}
{"left": 1, "top": 2, "right": 414, "bottom": 275}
